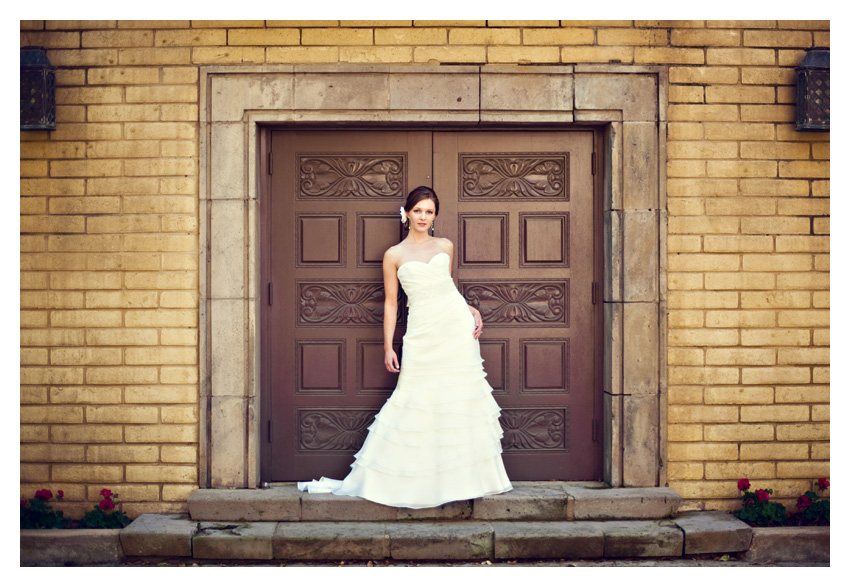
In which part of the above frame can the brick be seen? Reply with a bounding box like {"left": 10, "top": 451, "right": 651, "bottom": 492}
{"left": 668, "top": 273, "right": 704, "bottom": 290}
{"left": 668, "top": 141, "right": 738, "bottom": 159}
{"left": 668, "top": 309, "right": 704, "bottom": 327}
{"left": 672, "top": 29, "right": 740, "bottom": 47}
{"left": 668, "top": 178, "right": 737, "bottom": 197}
{"left": 339, "top": 47, "right": 413, "bottom": 63}
{"left": 741, "top": 329, "right": 810, "bottom": 347}
{"left": 635, "top": 47, "right": 704, "bottom": 64}
{"left": 668, "top": 254, "right": 739, "bottom": 272}
{"left": 156, "top": 29, "right": 226, "bottom": 46}
{"left": 448, "top": 28, "right": 517, "bottom": 45}
{"left": 777, "top": 198, "right": 829, "bottom": 216}
{"left": 744, "top": 30, "right": 813, "bottom": 48}
{"left": 125, "top": 425, "right": 197, "bottom": 443}
{"left": 86, "top": 406, "right": 159, "bottom": 423}
{"left": 668, "top": 367, "right": 739, "bottom": 385}
{"left": 705, "top": 462, "right": 775, "bottom": 480}
{"left": 86, "top": 329, "right": 158, "bottom": 346}
{"left": 668, "top": 291, "right": 738, "bottom": 309}
{"left": 669, "top": 104, "right": 738, "bottom": 122}
{"left": 228, "top": 28, "right": 299, "bottom": 45}
{"left": 741, "top": 67, "right": 796, "bottom": 85}
{"left": 487, "top": 46, "right": 559, "bottom": 63}
{"left": 86, "top": 445, "right": 158, "bottom": 463}
{"left": 561, "top": 47, "right": 634, "bottom": 64}
{"left": 705, "top": 349, "right": 775, "bottom": 366}
{"left": 126, "top": 85, "right": 198, "bottom": 103}
{"left": 597, "top": 29, "right": 668, "bottom": 45}
{"left": 87, "top": 67, "right": 159, "bottom": 85}
{"left": 125, "top": 309, "right": 197, "bottom": 327}
{"left": 21, "top": 291, "right": 84, "bottom": 309}
{"left": 667, "top": 199, "right": 705, "bottom": 216}
{"left": 705, "top": 386, "right": 774, "bottom": 404}
{"left": 704, "top": 123, "right": 775, "bottom": 141}
{"left": 668, "top": 424, "right": 703, "bottom": 442}
{"left": 86, "top": 177, "right": 160, "bottom": 195}
{"left": 49, "top": 425, "right": 125, "bottom": 444}
{"left": 742, "top": 367, "right": 810, "bottom": 385}
{"left": 708, "top": 160, "right": 777, "bottom": 178}
{"left": 776, "top": 462, "right": 829, "bottom": 479}
{"left": 125, "top": 347, "right": 196, "bottom": 365}
{"left": 53, "top": 465, "right": 123, "bottom": 483}
{"left": 86, "top": 367, "right": 159, "bottom": 384}
{"left": 741, "top": 105, "right": 796, "bottom": 122}
{"left": 160, "top": 329, "right": 198, "bottom": 345}
{"left": 741, "top": 443, "right": 809, "bottom": 461}
{"left": 82, "top": 30, "right": 153, "bottom": 47}
{"left": 50, "top": 159, "right": 122, "bottom": 177}
{"left": 118, "top": 47, "right": 192, "bottom": 65}
{"left": 50, "top": 310, "right": 122, "bottom": 328}
{"left": 777, "top": 423, "right": 829, "bottom": 441}
{"left": 777, "top": 348, "right": 829, "bottom": 365}
{"left": 21, "top": 31, "right": 81, "bottom": 48}
{"left": 160, "top": 367, "right": 198, "bottom": 384}
{"left": 668, "top": 348, "right": 704, "bottom": 365}
{"left": 705, "top": 274, "right": 776, "bottom": 291}
{"left": 706, "top": 85, "right": 775, "bottom": 104}
{"left": 50, "top": 197, "right": 122, "bottom": 214}
{"left": 706, "top": 48, "right": 775, "bottom": 66}
{"left": 667, "top": 463, "right": 703, "bottom": 480}
{"left": 162, "top": 406, "right": 198, "bottom": 423}
{"left": 776, "top": 272, "right": 829, "bottom": 290}
{"left": 50, "top": 348, "right": 122, "bottom": 365}
{"left": 811, "top": 405, "right": 829, "bottom": 421}
{"left": 267, "top": 47, "right": 339, "bottom": 64}
{"left": 668, "top": 235, "right": 702, "bottom": 253}
{"left": 373, "top": 28, "right": 446, "bottom": 45}
{"left": 20, "top": 406, "right": 84, "bottom": 423}
{"left": 778, "top": 310, "right": 829, "bottom": 327}
{"left": 49, "top": 272, "right": 122, "bottom": 290}
{"left": 21, "top": 444, "right": 85, "bottom": 462}
{"left": 49, "top": 387, "right": 123, "bottom": 404}
{"left": 124, "top": 385, "right": 197, "bottom": 404}
{"left": 161, "top": 446, "right": 197, "bottom": 463}
{"left": 775, "top": 236, "right": 829, "bottom": 253}
{"left": 301, "top": 28, "right": 372, "bottom": 45}
{"left": 668, "top": 443, "right": 739, "bottom": 461}
{"left": 668, "top": 406, "right": 739, "bottom": 424}
{"left": 669, "top": 386, "right": 705, "bottom": 404}
{"left": 740, "top": 291, "right": 810, "bottom": 309}
{"left": 21, "top": 329, "right": 85, "bottom": 347}
{"left": 44, "top": 49, "right": 119, "bottom": 68}
{"left": 706, "top": 310, "right": 775, "bottom": 329}
{"left": 779, "top": 161, "right": 829, "bottom": 178}
{"left": 704, "top": 236, "right": 773, "bottom": 253}
{"left": 742, "top": 254, "right": 811, "bottom": 272}
{"left": 670, "top": 66, "right": 739, "bottom": 84}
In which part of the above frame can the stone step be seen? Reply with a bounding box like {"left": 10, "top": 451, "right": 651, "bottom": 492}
{"left": 119, "top": 511, "right": 754, "bottom": 562}
{"left": 187, "top": 482, "right": 682, "bottom": 523}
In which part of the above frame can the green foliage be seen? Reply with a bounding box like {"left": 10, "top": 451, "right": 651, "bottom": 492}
{"left": 78, "top": 489, "right": 131, "bottom": 529}
{"left": 735, "top": 487, "right": 787, "bottom": 527}
{"left": 20, "top": 490, "right": 71, "bottom": 529}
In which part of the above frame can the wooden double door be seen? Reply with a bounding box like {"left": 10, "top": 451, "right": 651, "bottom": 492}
{"left": 261, "top": 130, "right": 602, "bottom": 482}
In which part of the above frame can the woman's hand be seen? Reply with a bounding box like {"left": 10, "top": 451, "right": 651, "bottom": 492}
{"left": 384, "top": 348, "right": 400, "bottom": 373}
{"left": 469, "top": 306, "right": 483, "bottom": 340}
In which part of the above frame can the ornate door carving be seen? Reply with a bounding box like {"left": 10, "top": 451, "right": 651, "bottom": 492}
{"left": 264, "top": 130, "right": 600, "bottom": 481}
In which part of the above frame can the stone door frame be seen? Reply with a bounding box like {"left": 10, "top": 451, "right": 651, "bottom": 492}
{"left": 198, "top": 64, "right": 668, "bottom": 490}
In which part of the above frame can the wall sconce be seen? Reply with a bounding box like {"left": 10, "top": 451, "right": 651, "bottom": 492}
{"left": 20, "top": 46, "right": 56, "bottom": 131}
{"left": 795, "top": 47, "right": 829, "bottom": 132}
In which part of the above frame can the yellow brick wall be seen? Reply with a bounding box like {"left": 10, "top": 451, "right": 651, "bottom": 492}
{"left": 20, "top": 20, "right": 829, "bottom": 516}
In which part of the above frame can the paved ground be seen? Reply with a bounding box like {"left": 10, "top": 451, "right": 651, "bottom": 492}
{"left": 111, "top": 556, "right": 827, "bottom": 567}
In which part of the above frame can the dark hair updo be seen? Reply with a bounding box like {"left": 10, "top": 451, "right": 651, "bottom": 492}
{"left": 403, "top": 186, "right": 439, "bottom": 229}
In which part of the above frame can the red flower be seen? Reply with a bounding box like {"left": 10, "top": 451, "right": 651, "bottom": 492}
{"left": 34, "top": 489, "right": 53, "bottom": 502}
{"left": 755, "top": 489, "right": 770, "bottom": 502}
{"left": 817, "top": 478, "right": 829, "bottom": 490}
{"left": 797, "top": 494, "right": 812, "bottom": 509}
{"left": 100, "top": 488, "right": 113, "bottom": 498}
{"left": 737, "top": 478, "right": 750, "bottom": 491}
{"left": 99, "top": 498, "right": 115, "bottom": 511}
{"left": 57, "top": 490, "right": 64, "bottom": 500}
{"left": 21, "top": 500, "right": 28, "bottom": 507}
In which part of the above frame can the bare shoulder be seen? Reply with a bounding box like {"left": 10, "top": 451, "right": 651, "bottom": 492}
{"left": 436, "top": 237, "right": 454, "bottom": 254}
{"left": 383, "top": 244, "right": 403, "bottom": 266}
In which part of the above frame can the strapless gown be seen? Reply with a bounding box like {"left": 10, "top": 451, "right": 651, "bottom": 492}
{"left": 297, "top": 252, "right": 512, "bottom": 508}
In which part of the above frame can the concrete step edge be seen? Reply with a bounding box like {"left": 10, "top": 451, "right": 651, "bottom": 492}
{"left": 187, "top": 483, "right": 683, "bottom": 522}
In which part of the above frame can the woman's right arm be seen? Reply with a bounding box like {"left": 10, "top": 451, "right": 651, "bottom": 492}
{"left": 382, "top": 250, "right": 400, "bottom": 373}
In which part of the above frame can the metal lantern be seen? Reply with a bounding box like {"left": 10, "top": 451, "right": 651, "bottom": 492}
{"left": 20, "top": 46, "right": 56, "bottom": 131}
{"left": 795, "top": 47, "right": 830, "bottom": 132}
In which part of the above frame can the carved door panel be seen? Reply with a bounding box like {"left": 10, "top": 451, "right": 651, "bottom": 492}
{"left": 263, "top": 130, "right": 600, "bottom": 482}
{"left": 435, "top": 132, "right": 599, "bottom": 480}
{"left": 265, "top": 131, "right": 432, "bottom": 481}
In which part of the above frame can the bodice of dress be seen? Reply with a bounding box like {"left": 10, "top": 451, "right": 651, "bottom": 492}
{"left": 396, "top": 252, "right": 459, "bottom": 308}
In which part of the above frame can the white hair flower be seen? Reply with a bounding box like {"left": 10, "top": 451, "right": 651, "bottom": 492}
{"left": 400, "top": 206, "right": 407, "bottom": 224}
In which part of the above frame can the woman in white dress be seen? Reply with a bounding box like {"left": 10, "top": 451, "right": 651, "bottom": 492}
{"left": 297, "top": 186, "right": 512, "bottom": 508}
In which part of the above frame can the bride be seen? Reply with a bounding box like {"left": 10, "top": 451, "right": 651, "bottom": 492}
{"left": 297, "top": 186, "right": 512, "bottom": 508}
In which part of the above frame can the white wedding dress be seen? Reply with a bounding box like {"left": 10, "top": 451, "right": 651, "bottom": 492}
{"left": 297, "top": 252, "right": 512, "bottom": 508}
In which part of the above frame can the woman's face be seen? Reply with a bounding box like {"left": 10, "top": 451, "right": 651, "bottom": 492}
{"left": 406, "top": 198, "right": 437, "bottom": 234}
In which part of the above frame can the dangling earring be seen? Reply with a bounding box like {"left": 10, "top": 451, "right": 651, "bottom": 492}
{"left": 430, "top": 223, "right": 435, "bottom": 234}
